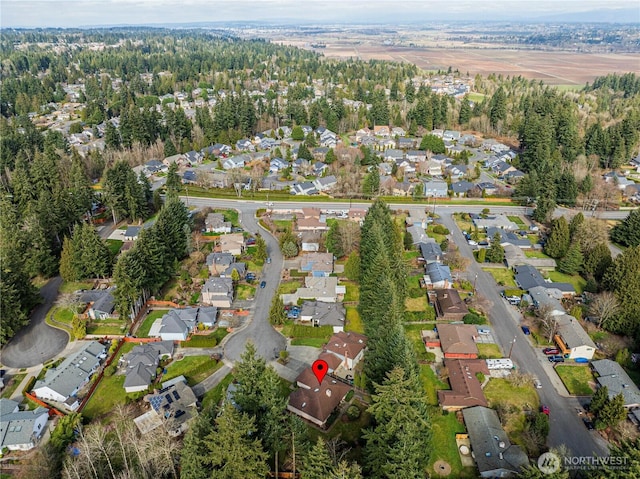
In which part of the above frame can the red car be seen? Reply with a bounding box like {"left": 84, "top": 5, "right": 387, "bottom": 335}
{"left": 541, "top": 405, "right": 550, "bottom": 415}
{"left": 543, "top": 348, "right": 560, "bottom": 355}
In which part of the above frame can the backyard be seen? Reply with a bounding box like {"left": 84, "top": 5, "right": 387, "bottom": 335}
{"left": 162, "top": 356, "right": 224, "bottom": 386}
{"left": 428, "top": 412, "right": 477, "bottom": 479}
{"left": 343, "top": 282, "right": 360, "bottom": 302}
{"left": 546, "top": 271, "right": 587, "bottom": 294}
{"left": 477, "top": 343, "right": 503, "bottom": 359}
{"left": 86, "top": 318, "right": 128, "bottom": 336}
{"left": 345, "top": 307, "right": 364, "bottom": 334}
{"left": 137, "top": 309, "right": 168, "bottom": 337}
{"left": 555, "top": 365, "right": 596, "bottom": 396}
{"left": 484, "top": 378, "right": 540, "bottom": 442}
{"left": 281, "top": 322, "right": 334, "bottom": 348}
{"left": 404, "top": 323, "right": 435, "bottom": 362}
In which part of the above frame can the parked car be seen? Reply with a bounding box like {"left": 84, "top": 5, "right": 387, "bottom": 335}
{"left": 266, "top": 257, "right": 271, "bottom": 264}
{"left": 583, "top": 418, "right": 595, "bottom": 430}
{"left": 260, "top": 281, "right": 266, "bottom": 288}
{"left": 541, "top": 405, "right": 550, "bottom": 415}
{"left": 246, "top": 238, "right": 256, "bottom": 246}
{"left": 521, "top": 326, "right": 531, "bottom": 335}
{"left": 478, "top": 328, "right": 491, "bottom": 335}
{"left": 548, "top": 355, "right": 565, "bottom": 363}
{"left": 533, "top": 378, "right": 542, "bottom": 389}
{"left": 467, "top": 240, "right": 478, "bottom": 246}
{"left": 543, "top": 348, "right": 560, "bottom": 355}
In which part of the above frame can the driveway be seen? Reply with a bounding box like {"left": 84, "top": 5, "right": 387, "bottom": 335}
{"left": 1, "top": 277, "right": 69, "bottom": 368}
{"left": 221, "top": 205, "right": 287, "bottom": 362}
{"left": 438, "top": 212, "right": 609, "bottom": 458}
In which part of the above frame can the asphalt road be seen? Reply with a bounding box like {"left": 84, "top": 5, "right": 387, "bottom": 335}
{"left": 1, "top": 277, "right": 69, "bottom": 368}
{"left": 437, "top": 212, "right": 609, "bottom": 458}
{"left": 219, "top": 203, "right": 286, "bottom": 362}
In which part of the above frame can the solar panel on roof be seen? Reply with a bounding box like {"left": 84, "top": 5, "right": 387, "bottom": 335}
{"left": 172, "top": 391, "right": 180, "bottom": 400}
{"left": 165, "top": 394, "right": 173, "bottom": 403}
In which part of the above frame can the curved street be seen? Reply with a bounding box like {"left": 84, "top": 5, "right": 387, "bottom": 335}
{"left": 1, "top": 276, "right": 69, "bottom": 368}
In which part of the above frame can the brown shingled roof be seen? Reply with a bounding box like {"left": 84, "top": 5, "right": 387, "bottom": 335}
{"left": 287, "top": 377, "right": 351, "bottom": 426}
{"left": 437, "top": 359, "right": 489, "bottom": 410}
{"left": 437, "top": 324, "right": 479, "bottom": 356}
{"left": 323, "top": 331, "right": 367, "bottom": 359}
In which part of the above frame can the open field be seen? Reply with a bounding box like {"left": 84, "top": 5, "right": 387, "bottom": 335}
{"left": 278, "top": 37, "right": 640, "bottom": 86}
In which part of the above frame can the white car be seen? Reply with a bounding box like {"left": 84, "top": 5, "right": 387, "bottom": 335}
{"left": 533, "top": 378, "right": 542, "bottom": 389}
{"left": 467, "top": 240, "right": 478, "bottom": 246}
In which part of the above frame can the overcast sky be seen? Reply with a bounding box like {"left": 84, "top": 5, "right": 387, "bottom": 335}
{"left": 2, "top": 0, "right": 638, "bottom": 28}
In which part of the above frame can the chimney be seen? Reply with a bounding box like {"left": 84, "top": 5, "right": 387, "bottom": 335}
{"left": 326, "top": 389, "right": 332, "bottom": 397}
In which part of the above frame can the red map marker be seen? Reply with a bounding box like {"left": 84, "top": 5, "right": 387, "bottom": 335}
{"left": 311, "top": 359, "right": 328, "bottom": 385}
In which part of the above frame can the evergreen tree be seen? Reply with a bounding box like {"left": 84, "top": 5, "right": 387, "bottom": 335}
{"left": 419, "top": 134, "right": 445, "bottom": 154}
{"left": 557, "top": 242, "right": 583, "bottom": 275}
{"left": 301, "top": 438, "right": 332, "bottom": 479}
{"left": 282, "top": 241, "right": 299, "bottom": 258}
{"left": 324, "top": 148, "right": 337, "bottom": 164}
{"left": 297, "top": 143, "right": 313, "bottom": 161}
{"left": 254, "top": 234, "right": 267, "bottom": 262}
{"left": 269, "top": 295, "right": 286, "bottom": 325}
{"left": 589, "top": 385, "right": 609, "bottom": 416}
{"left": 596, "top": 393, "right": 626, "bottom": 430}
{"left": 326, "top": 221, "right": 343, "bottom": 258}
{"left": 486, "top": 232, "right": 505, "bottom": 263}
{"left": 363, "top": 368, "right": 431, "bottom": 479}
{"left": 583, "top": 242, "right": 612, "bottom": 281}
{"left": 544, "top": 217, "right": 570, "bottom": 259}
{"left": 568, "top": 212, "right": 584, "bottom": 240}
{"left": 164, "top": 138, "right": 177, "bottom": 157}
{"left": 610, "top": 209, "right": 640, "bottom": 247}
{"left": 458, "top": 97, "right": 471, "bottom": 125}
{"left": 590, "top": 438, "right": 640, "bottom": 479}
{"left": 291, "top": 125, "right": 305, "bottom": 141}
{"left": 165, "top": 162, "right": 183, "bottom": 198}
{"left": 362, "top": 169, "right": 380, "bottom": 197}
{"left": 602, "top": 246, "right": 640, "bottom": 337}
{"left": 489, "top": 87, "right": 507, "bottom": 129}
{"left": 555, "top": 171, "right": 578, "bottom": 207}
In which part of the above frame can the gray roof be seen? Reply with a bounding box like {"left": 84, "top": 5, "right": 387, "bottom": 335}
{"left": 592, "top": 359, "right": 640, "bottom": 407}
{"left": 202, "top": 277, "right": 233, "bottom": 295}
{"left": 124, "top": 226, "right": 141, "bottom": 238}
{"left": 300, "top": 301, "right": 345, "bottom": 326}
{"left": 33, "top": 341, "right": 105, "bottom": 399}
{"left": 124, "top": 362, "right": 155, "bottom": 389}
{"left": 528, "top": 286, "right": 565, "bottom": 313}
{"left": 206, "top": 252, "right": 234, "bottom": 267}
{"left": 223, "top": 262, "right": 247, "bottom": 277}
{"left": 462, "top": 406, "right": 528, "bottom": 476}
{"left": 426, "top": 262, "right": 452, "bottom": 284}
{"left": 419, "top": 242, "right": 443, "bottom": 263}
{"left": 0, "top": 404, "right": 48, "bottom": 449}
{"left": 407, "top": 225, "right": 429, "bottom": 244}
{"left": 555, "top": 314, "right": 596, "bottom": 350}
{"left": 514, "top": 265, "right": 575, "bottom": 293}
{"left": 451, "top": 181, "right": 475, "bottom": 194}
{"left": 486, "top": 227, "right": 531, "bottom": 248}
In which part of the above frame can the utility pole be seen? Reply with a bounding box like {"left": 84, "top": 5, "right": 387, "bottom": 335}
{"left": 508, "top": 336, "right": 516, "bottom": 358}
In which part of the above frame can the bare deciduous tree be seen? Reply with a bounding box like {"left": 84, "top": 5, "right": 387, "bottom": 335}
{"left": 589, "top": 291, "right": 620, "bottom": 329}
{"left": 536, "top": 304, "right": 559, "bottom": 342}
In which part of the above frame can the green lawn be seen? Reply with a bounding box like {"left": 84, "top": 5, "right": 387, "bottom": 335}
{"left": 426, "top": 225, "right": 447, "bottom": 243}
{"left": 282, "top": 323, "right": 333, "bottom": 345}
{"left": 555, "top": 366, "right": 595, "bottom": 396}
{"left": 404, "top": 323, "right": 435, "bottom": 362}
{"left": 467, "top": 92, "right": 486, "bottom": 102}
{"left": 291, "top": 338, "right": 329, "bottom": 347}
{"left": 484, "top": 378, "right": 539, "bottom": 440}
{"left": 86, "top": 320, "right": 128, "bottom": 335}
{"left": 524, "top": 250, "right": 552, "bottom": 259}
{"left": 59, "top": 280, "right": 95, "bottom": 294}
{"left": 82, "top": 343, "right": 138, "bottom": 420}
{"left": 420, "top": 364, "right": 449, "bottom": 406}
{"left": 278, "top": 280, "right": 303, "bottom": 295}
{"left": 345, "top": 307, "right": 364, "bottom": 334}
{"left": 214, "top": 209, "right": 240, "bottom": 227}
{"left": 0, "top": 373, "right": 26, "bottom": 399}
{"left": 546, "top": 271, "right": 587, "bottom": 294}
{"left": 403, "top": 250, "right": 420, "bottom": 260}
{"left": 180, "top": 331, "right": 226, "bottom": 348}
{"left": 482, "top": 267, "right": 516, "bottom": 287}
{"left": 201, "top": 372, "right": 234, "bottom": 410}
{"left": 106, "top": 239, "right": 123, "bottom": 256}
{"left": 343, "top": 282, "right": 360, "bottom": 302}
{"left": 137, "top": 309, "right": 168, "bottom": 337}
{"left": 428, "top": 413, "right": 476, "bottom": 479}
{"left": 53, "top": 308, "right": 75, "bottom": 325}
{"left": 477, "top": 343, "right": 503, "bottom": 359}
{"left": 507, "top": 215, "right": 526, "bottom": 227}
{"left": 273, "top": 219, "right": 292, "bottom": 231}
{"left": 405, "top": 295, "right": 428, "bottom": 312}
{"left": 306, "top": 399, "right": 371, "bottom": 446}
{"left": 162, "top": 356, "right": 224, "bottom": 386}
{"left": 236, "top": 283, "right": 256, "bottom": 300}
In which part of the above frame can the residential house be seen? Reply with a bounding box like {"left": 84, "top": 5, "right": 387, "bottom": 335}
{"left": 528, "top": 287, "right": 566, "bottom": 316}
{"left": 269, "top": 157, "right": 288, "bottom": 174}
{"left": 235, "top": 139, "right": 254, "bottom": 152}
{"left": 123, "top": 342, "right": 174, "bottom": 393}
{"left": 407, "top": 224, "right": 430, "bottom": 245}
{"left": 427, "top": 160, "right": 443, "bottom": 176}
{"left": 355, "top": 128, "right": 372, "bottom": 143}
{"left": 222, "top": 156, "right": 247, "bottom": 170}
{"left": 437, "top": 324, "right": 479, "bottom": 359}
{"left": 443, "top": 130, "right": 461, "bottom": 142}
{"left": 407, "top": 151, "right": 428, "bottom": 163}
{"left": 281, "top": 276, "right": 344, "bottom": 304}
{"left": 221, "top": 262, "right": 246, "bottom": 279}
{"left": 0, "top": 399, "right": 49, "bottom": 451}
{"left": 397, "top": 137, "right": 417, "bottom": 149}
{"left": 136, "top": 378, "right": 198, "bottom": 436}
{"left": 323, "top": 331, "right": 367, "bottom": 370}
{"left": 553, "top": 314, "right": 596, "bottom": 360}
{"left": 373, "top": 125, "right": 390, "bottom": 137}
{"left": 183, "top": 150, "right": 203, "bottom": 165}
{"left": 144, "top": 159, "right": 167, "bottom": 175}
{"left": 312, "top": 160, "right": 329, "bottom": 175}
{"left": 475, "top": 182, "right": 499, "bottom": 195}
{"left": 383, "top": 149, "right": 404, "bottom": 162}
{"left": 419, "top": 241, "right": 444, "bottom": 264}
{"left": 486, "top": 227, "right": 532, "bottom": 249}
{"left": 504, "top": 170, "right": 525, "bottom": 183}
{"left": 434, "top": 289, "right": 469, "bottom": 321}
{"left": 514, "top": 265, "right": 575, "bottom": 296}
{"left": 299, "top": 252, "right": 334, "bottom": 277}
{"left": 148, "top": 307, "right": 217, "bottom": 341}
{"left": 124, "top": 226, "right": 142, "bottom": 241}
{"left": 218, "top": 233, "right": 245, "bottom": 256}
{"left": 79, "top": 288, "right": 117, "bottom": 320}
{"left": 604, "top": 171, "right": 634, "bottom": 191}
{"left": 392, "top": 126, "right": 406, "bottom": 137}
{"left": 474, "top": 214, "right": 520, "bottom": 231}
{"left": 446, "top": 164, "right": 469, "bottom": 181}
{"left": 377, "top": 138, "right": 396, "bottom": 150}
{"left": 299, "top": 301, "right": 345, "bottom": 328}
{"left": 503, "top": 244, "right": 556, "bottom": 270}
{"left": 204, "top": 213, "right": 232, "bottom": 233}
{"left": 291, "top": 182, "right": 318, "bottom": 196}
{"left": 206, "top": 252, "right": 235, "bottom": 276}
{"left": 202, "top": 143, "right": 231, "bottom": 157}
{"left": 313, "top": 175, "right": 337, "bottom": 193}
{"left": 451, "top": 181, "right": 475, "bottom": 197}
{"left": 33, "top": 341, "right": 106, "bottom": 405}
{"left": 182, "top": 170, "right": 197, "bottom": 184}
{"left": 423, "top": 180, "right": 449, "bottom": 198}
{"left": 296, "top": 215, "right": 329, "bottom": 232}
{"left": 591, "top": 359, "right": 640, "bottom": 409}
{"left": 201, "top": 277, "right": 234, "bottom": 308}
{"left": 300, "top": 232, "right": 322, "bottom": 252}
{"left": 424, "top": 262, "right": 452, "bottom": 289}
{"left": 491, "top": 160, "right": 516, "bottom": 178}
{"left": 348, "top": 208, "right": 367, "bottom": 224}
{"left": 462, "top": 406, "right": 529, "bottom": 477}
{"left": 287, "top": 375, "right": 351, "bottom": 427}
{"left": 437, "top": 359, "right": 488, "bottom": 410}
